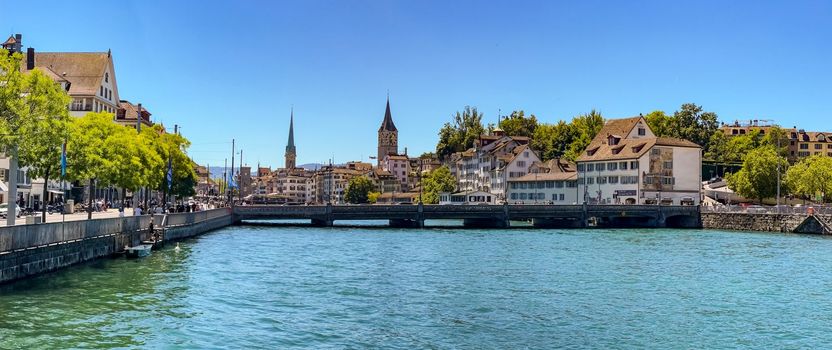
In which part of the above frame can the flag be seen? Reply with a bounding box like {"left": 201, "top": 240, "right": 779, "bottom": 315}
{"left": 60, "top": 141, "right": 67, "bottom": 178}
{"left": 166, "top": 157, "right": 173, "bottom": 190}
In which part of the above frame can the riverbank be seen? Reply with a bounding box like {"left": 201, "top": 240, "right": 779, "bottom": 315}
{"left": 701, "top": 212, "right": 832, "bottom": 234}
{"left": 0, "top": 208, "right": 232, "bottom": 284}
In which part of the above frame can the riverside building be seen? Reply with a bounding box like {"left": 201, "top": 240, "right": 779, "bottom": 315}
{"left": 576, "top": 116, "right": 702, "bottom": 205}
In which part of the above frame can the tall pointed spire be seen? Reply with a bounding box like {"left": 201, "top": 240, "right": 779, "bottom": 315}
{"left": 378, "top": 95, "right": 397, "bottom": 132}
{"left": 285, "top": 107, "right": 297, "bottom": 169}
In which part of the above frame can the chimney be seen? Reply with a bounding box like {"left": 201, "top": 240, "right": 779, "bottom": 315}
{"left": 26, "top": 48, "right": 34, "bottom": 70}
{"left": 14, "top": 34, "right": 21, "bottom": 53}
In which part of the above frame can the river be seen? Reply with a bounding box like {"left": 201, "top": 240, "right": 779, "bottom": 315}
{"left": 2, "top": 223, "right": 831, "bottom": 349}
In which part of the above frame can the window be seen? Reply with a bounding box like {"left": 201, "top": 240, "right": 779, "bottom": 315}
{"left": 577, "top": 164, "right": 586, "bottom": 172}
{"left": 546, "top": 181, "right": 554, "bottom": 188}
{"left": 577, "top": 178, "right": 585, "bottom": 185}
{"left": 559, "top": 194, "right": 565, "bottom": 201}
{"left": 566, "top": 181, "right": 577, "bottom": 188}
{"left": 828, "top": 144, "right": 832, "bottom": 149}
{"left": 619, "top": 161, "right": 628, "bottom": 170}
{"left": 586, "top": 164, "right": 594, "bottom": 172}
{"left": 520, "top": 193, "right": 528, "bottom": 200}
{"left": 597, "top": 176, "right": 607, "bottom": 184}
{"left": 608, "top": 176, "right": 619, "bottom": 184}
{"left": 662, "top": 177, "right": 675, "bottom": 185}
{"left": 587, "top": 177, "right": 595, "bottom": 185}
{"left": 800, "top": 144, "right": 809, "bottom": 149}
{"left": 652, "top": 148, "right": 661, "bottom": 155}
{"left": 815, "top": 144, "right": 822, "bottom": 150}
{"left": 663, "top": 161, "right": 673, "bottom": 169}
{"left": 524, "top": 152, "right": 529, "bottom": 158}
{"left": 511, "top": 193, "right": 517, "bottom": 200}
{"left": 638, "top": 128, "right": 646, "bottom": 136}
{"left": 597, "top": 164, "right": 605, "bottom": 173}
{"left": 555, "top": 181, "right": 564, "bottom": 188}
{"left": 517, "top": 161, "right": 526, "bottom": 167}
{"left": 630, "top": 161, "right": 639, "bottom": 169}
{"left": 105, "top": 72, "right": 109, "bottom": 83}
{"left": 607, "top": 163, "right": 617, "bottom": 171}
{"left": 552, "top": 194, "right": 558, "bottom": 201}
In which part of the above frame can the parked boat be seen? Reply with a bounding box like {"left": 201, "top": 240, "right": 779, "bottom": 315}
{"left": 125, "top": 244, "right": 153, "bottom": 258}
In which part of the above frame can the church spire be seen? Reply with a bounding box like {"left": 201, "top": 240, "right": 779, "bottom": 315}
{"left": 378, "top": 95, "right": 397, "bottom": 132}
{"left": 285, "top": 107, "right": 297, "bottom": 169}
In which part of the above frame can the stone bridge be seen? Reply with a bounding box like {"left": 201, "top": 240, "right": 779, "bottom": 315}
{"left": 232, "top": 204, "right": 701, "bottom": 228}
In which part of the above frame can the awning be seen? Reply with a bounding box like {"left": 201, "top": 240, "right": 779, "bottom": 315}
{"left": 48, "top": 189, "right": 64, "bottom": 194}
{"left": 0, "top": 182, "right": 7, "bottom": 192}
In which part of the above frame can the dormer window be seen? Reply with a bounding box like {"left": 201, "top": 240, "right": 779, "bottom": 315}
{"left": 819, "top": 134, "right": 826, "bottom": 142}
{"left": 612, "top": 145, "right": 624, "bottom": 155}
{"left": 631, "top": 143, "right": 646, "bottom": 154}
{"left": 608, "top": 134, "right": 621, "bottom": 146}
{"left": 586, "top": 146, "right": 599, "bottom": 156}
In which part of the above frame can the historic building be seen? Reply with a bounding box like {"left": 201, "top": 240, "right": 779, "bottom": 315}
{"left": 576, "top": 116, "right": 701, "bottom": 205}
{"left": 285, "top": 109, "right": 296, "bottom": 169}
{"left": 377, "top": 98, "right": 398, "bottom": 167}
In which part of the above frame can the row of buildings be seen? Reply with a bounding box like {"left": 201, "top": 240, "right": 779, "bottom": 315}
{"left": 721, "top": 120, "right": 832, "bottom": 161}
{"left": 1, "top": 34, "right": 169, "bottom": 209}
{"left": 242, "top": 95, "right": 704, "bottom": 206}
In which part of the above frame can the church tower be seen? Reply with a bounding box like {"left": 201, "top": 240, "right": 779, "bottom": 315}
{"left": 377, "top": 97, "right": 398, "bottom": 166}
{"left": 285, "top": 108, "right": 296, "bottom": 169}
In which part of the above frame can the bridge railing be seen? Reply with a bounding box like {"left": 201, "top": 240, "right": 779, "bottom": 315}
{"left": 165, "top": 208, "right": 231, "bottom": 227}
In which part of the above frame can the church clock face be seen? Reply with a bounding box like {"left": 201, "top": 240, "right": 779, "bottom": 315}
{"left": 389, "top": 133, "right": 397, "bottom": 144}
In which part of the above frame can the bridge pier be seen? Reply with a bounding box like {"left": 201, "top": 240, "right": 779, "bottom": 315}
{"left": 463, "top": 218, "right": 509, "bottom": 228}
{"left": 532, "top": 218, "right": 585, "bottom": 228}
{"left": 389, "top": 219, "right": 424, "bottom": 228}
{"left": 311, "top": 219, "right": 333, "bottom": 227}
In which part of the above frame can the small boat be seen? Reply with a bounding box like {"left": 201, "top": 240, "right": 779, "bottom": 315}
{"left": 125, "top": 244, "right": 153, "bottom": 258}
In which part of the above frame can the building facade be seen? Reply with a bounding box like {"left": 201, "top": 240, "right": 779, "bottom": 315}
{"left": 576, "top": 116, "right": 701, "bottom": 205}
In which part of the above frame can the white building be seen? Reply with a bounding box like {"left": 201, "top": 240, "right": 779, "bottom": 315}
{"left": 576, "top": 116, "right": 701, "bottom": 205}
{"left": 452, "top": 132, "right": 541, "bottom": 202}
{"left": 507, "top": 159, "right": 578, "bottom": 204}
{"left": 382, "top": 154, "right": 409, "bottom": 191}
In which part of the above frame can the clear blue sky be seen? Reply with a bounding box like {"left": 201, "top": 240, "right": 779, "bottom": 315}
{"left": 4, "top": 0, "right": 830, "bottom": 168}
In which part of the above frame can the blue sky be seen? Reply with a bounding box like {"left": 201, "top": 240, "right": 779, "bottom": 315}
{"left": 4, "top": 0, "right": 830, "bottom": 168}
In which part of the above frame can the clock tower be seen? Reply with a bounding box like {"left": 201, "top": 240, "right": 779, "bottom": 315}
{"left": 377, "top": 97, "right": 398, "bottom": 166}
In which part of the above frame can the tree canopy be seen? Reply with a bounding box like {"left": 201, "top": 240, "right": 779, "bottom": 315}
{"left": 436, "top": 106, "right": 485, "bottom": 161}
{"left": 498, "top": 110, "right": 538, "bottom": 138}
{"left": 344, "top": 176, "right": 375, "bottom": 204}
{"left": 421, "top": 166, "right": 456, "bottom": 204}
{"left": 785, "top": 155, "right": 832, "bottom": 203}
{"left": 725, "top": 146, "right": 788, "bottom": 204}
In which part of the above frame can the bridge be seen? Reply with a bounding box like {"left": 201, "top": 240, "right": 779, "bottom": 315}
{"left": 232, "top": 204, "right": 701, "bottom": 229}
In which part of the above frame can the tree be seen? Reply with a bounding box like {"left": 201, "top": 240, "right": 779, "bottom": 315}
{"left": 531, "top": 121, "right": 575, "bottom": 161}
{"left": 66, "top": 112, "right": 128, "bottom": 218}
{"left": 421, "top": 166, "right": 456, "bottom": 204}
{"left": 14, "top": 68, "right": 71, "bottom": 221}
{"left": 436, "top": 106, "right": 485, "bottom": 161}
{"left": 785, "top": 155, "right": 832, "bottom": 203}
{"left": 725, "top": 146, "right": 788, "bottom": 204}
{"left": 644, "top": 110, "right": 673, "bottom": 137}
{"left": 0, "top": 50, "right": 31, "bottom": 224}
{"left": 499, "top": 110, "right": 538, "bottom": 138}
{"left": 760, "top": 126, "right": 790, "bottom": 157}
{"left": 673, "top": 103, "right": 719, "bottom": 152}
{"left": 367, "top": 191, "right": 380, "bottom": 204}
{"left": 344, "top": 176, "right": 375, "bottom": 204}
{"left": 563, "top": 110, "right": 604, "bottom": 161}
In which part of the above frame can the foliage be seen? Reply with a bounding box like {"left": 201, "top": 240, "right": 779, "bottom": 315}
{"left": 367, "top": 191, "right": 380, "bottom": 204}
{"left": 644, "top": 110, "right": 673, "bottom": 137}
{"left": 436, "top": 106, "right": 485, "bottom": 161}
{"left": 562, "top": 110, "right": 604, "bottom": 161}
{"left": 671, "top": 103, "right": 719, "bottom": 152}
{"left": 725, "top": 146, "right": 788, "bottom": 204}
{"left": 785, "top": 155, "right": 832, "bottom": 203}
{"left": 499, "top": 110, "right": 538, "bottom": 138}
{"left": 344, "top": 176, "right": 375, "bottom": 204}
{"left": 531, "top": 121, "right": 575, "bottom": 161}
{"left": 421, "top": 166, "right": 456, "bottom": 204}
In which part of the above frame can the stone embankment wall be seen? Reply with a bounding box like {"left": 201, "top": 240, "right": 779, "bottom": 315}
{"left": 701, "top": 212, "right": 832, "bottom": 234}
{"left": 0, "top": 208, "right": 232, "bottom": 284}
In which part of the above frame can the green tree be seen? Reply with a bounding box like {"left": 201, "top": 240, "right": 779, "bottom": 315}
{"left": 14, "top": 68, "right": 71, "bottom": 221}
{"left": 563, "top": 110, "right": 604, "bottom": 161}
{"left": 644, "top": 110, "right": 673, "bottom": 137}
{"left": 673, "top": 103, "right": 719, "bottom": 152}
{"left": 499, "top": 110, "right": 538, "bottom": 138}
{"left": 532, "top": 121, "right": 575, "bottom": 161}
{"left": 760, "top": 126, "right": 790, "bottom": 157}
{"left": 367, "top": 191, "right": 380, "bottom": 204}
{"left": 422, "top": 166, "right": 456, "bottom": 204}
{"left": 344, "top": 176, "right": 375, "bottom": 204}
{"left": 436, "top": 106, "right": 485, "bottom": 161}
{"left": 785, "top": 155, "right": 832, "bottom": 203}
{"left": 725, "top": 146, "right": 788, "bottom": 204}
{"left": 66, "top": 112, "right": 127, "bottom": 218}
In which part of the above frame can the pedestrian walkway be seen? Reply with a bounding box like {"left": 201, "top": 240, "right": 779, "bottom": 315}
{"left": 0, "top": 208, "right": 136, "bottom": 227}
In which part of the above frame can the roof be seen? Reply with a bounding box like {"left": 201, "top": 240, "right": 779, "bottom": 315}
{"left": 286, "top": 109, "right": 296, "bottom": 150}
{"left": 3, "top": 35, "right": 17, "bottom": 46}
{"left": 26, "top": 52, "right": 112, "bottom": 96}
{"left": 587, "top": 116, "right": 644, "bottom": 147}
{"left": 378, "top": 98, "right": 397, "bottom": 132}
{"left": 510, "top": 172, "right": 577, "bottom": 182}
{"left": 577, "top": 136, "right": 699, "bottom": 162}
